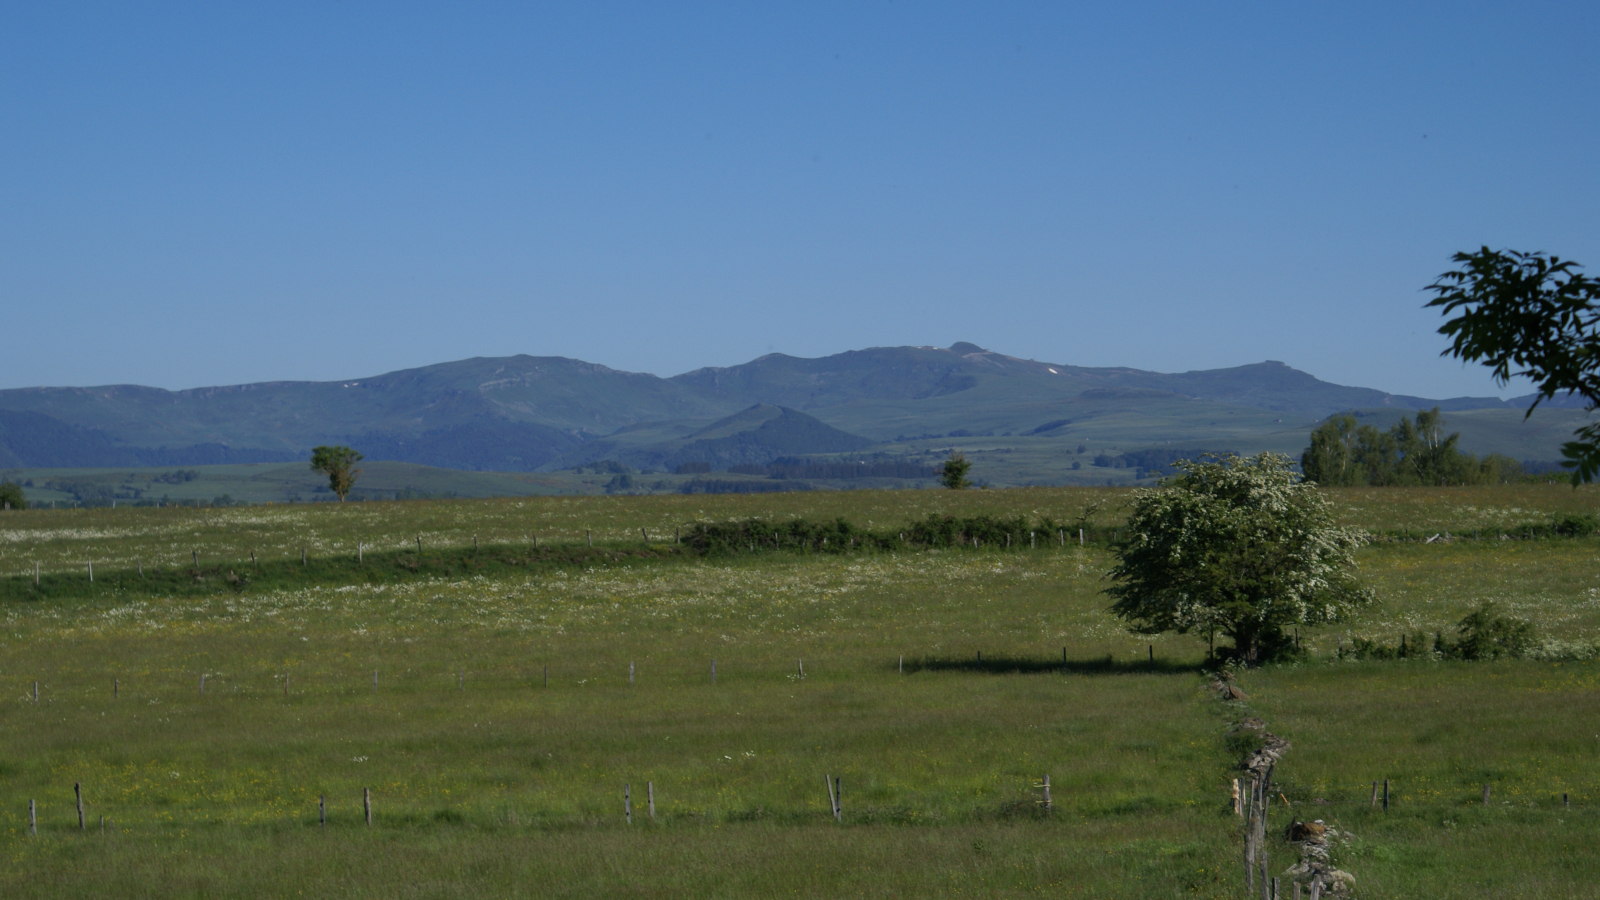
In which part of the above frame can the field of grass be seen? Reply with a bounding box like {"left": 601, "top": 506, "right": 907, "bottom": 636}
{"left": 0, "top": 485, "right": 1597, "bottom": 897}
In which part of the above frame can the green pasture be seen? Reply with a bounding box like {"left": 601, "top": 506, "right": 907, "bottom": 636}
{"left": 0, "top": 486, "right": 1597, "bottom": 897}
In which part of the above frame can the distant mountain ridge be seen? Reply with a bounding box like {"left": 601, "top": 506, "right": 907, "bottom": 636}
{"left": 0, "top": 343, "right": 1559, "bottom": 474}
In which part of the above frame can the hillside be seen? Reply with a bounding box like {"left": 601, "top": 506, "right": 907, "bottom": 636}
{"left": 553, "top": 405, "right": 874, "bottom": 472}
{"left": 0, "top": 343, "right": 1580, "bottom": 482}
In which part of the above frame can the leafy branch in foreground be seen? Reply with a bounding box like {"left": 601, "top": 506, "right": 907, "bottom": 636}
{"left": 1425, "top": 247, "right": 1600, "bottom": 483}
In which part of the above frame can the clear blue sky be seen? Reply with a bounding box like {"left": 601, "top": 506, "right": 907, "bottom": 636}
{"left": 3, "top": 2, "right": 1596, "bottom": 398}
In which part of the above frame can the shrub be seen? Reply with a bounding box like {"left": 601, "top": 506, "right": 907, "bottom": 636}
{"left": 1437, "top": 604, "right": 1537, "bottom": 660}
{"left": 1552, "top": 513, "right": 1600, "bottom": 537}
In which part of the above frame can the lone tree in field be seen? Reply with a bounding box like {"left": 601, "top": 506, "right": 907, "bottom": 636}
{"left": 939, "top": 452, "right": 972, "bottom": 489}
{"left": 309, "top": 445, "right": 364, "bottom": 502}
{"left": 1426, "top": 247, "right": 1600, "bottom": 483}
{"left": 1105, "top": 453, "right": 1370, "bottom": 665}
{"left": 0, "top": 481, "right": 26, "bottom": 510}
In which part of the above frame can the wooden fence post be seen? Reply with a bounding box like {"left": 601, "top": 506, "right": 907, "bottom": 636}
{"left": 364, "top": 788, "right": 372, "bottom": 826}
{"left": 648, "top": 781, "right": 655, "bottom": 819}
{"left": 32, "top": 681, "right": 38, "bottom": 702}
{"left": 1382, "top": 779, "right": 1389, "bottom": 811}
{"left": 711, "top": 659, "right": 716, "bottom": 684}
{"left": 625, "top": 783, "right": 632, "bottom": 824}
{"left": 192, "top": 549, "right": 198, "bottom": 566}
{"left": 587, "top": 530, "right": 592, "bottom": 547}
{"left": 76, "top": 782, "right": 84, "bottom": 831}
{"left": 35, "top": 561, "right": 39, "bottom": 585}
{"left": 1483, "top": 784, "right": 1491, "bottom": 806}
{"left": 29, "top": 799, "right": 36, "bottom": 835}
{"left": 358, "top": 542, "right": 363, "bottom": 563}
{"left": 1245, "top": 775, "right": 1259, "bottom": 893}
{"left": 543, "top": 664, "right": 548, "bottom": 688}
{"left": 798, "top": 659, "right": 804, "bottom": 679}
{"left": 200, "top": 674, "right": 206, "bottom": 693}
{"left": 641, "top": 527, "right": 648, "bottom": 543}
{"left": 373, "top": 670, "right": 378, "bottom": 692}
{"left": 1042, "top": 774, "right": 1051, "bottom": 810}
{"left": 835, "top": 776, "right": 842, "bottom": 821}
{"left": 88, "top": 561, "right": 93, "bottom": 582}
{"left": 1370, "top": 781, "right": 1378, "bottom": 807}
{"left": 629, "top": 661, "right": 634, "bottom": 685}
{"left": 319, "top": 794, "right": 325, "bottom": 828}
{"left": 114, "top": 678, "right": 119, "bottom": 699}
{"left": 302, "top": 546, "right": 307, "bottom": 565}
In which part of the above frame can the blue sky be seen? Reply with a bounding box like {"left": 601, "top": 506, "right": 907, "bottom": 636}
{"left": 3, "top": 2, "right": 1596, "bottom": 398}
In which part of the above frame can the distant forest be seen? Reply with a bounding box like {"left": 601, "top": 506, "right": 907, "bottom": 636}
{"left": 1302, "top": 409, "right": 1526, "bottom": 486}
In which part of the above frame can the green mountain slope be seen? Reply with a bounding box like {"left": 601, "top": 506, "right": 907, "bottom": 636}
{"left": 672, "top": 345, "right": 1511, "bottom": 421}
{"left": 553, "top": 405, "right": 873, "bottom": 471}
{"left": 0, "top": 356, "right": 734, "bottom": 470}
{"left": 0, "top": 343, "right": 1580, "bottom": 479}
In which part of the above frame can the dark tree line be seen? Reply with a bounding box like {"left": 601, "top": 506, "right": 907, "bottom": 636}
{"left": 1301, "top": 408, "right": 1521, "bottom": 486}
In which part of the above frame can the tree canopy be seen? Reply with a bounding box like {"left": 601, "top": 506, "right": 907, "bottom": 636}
{"left": 1106, "top": 453, "right": 1371, "bottom": 664}
{"left": 1426, "top": 247, "right": 1600, "bottom": 483}
{"left": 938, "top": 452, "right": 972, "bottom": 490}
{"left": 309, "top": 445, "right": 363, "bottom": 502}
{"left": 1301, "top": 408, "right": 1522, "bottom": 486}
{"left": 0, "top": 481, "right": 26, "bottom": 510}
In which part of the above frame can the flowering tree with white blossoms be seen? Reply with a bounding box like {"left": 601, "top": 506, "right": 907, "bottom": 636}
{"left": 1105, "top": 453, "right": 1372, "bottom": 665}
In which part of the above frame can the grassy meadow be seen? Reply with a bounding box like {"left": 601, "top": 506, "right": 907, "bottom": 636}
{"left": 0, "top": 485, "right": 1597, "bottom": 897}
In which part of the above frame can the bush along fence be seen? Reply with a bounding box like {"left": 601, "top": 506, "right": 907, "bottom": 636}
{"left": 0, "top": 515, "right": 1123, "bottom": 601}
{"left": 1337, "top": 603, "right": 1600, "bottom": 663}
{"left": 681, "top": 513, "right": 1114, "bottom": 555}
{"left": 1364, "top": 512, "right": 1600, "bottom": 543}
{"left": 9, "top": 510, "right": 1600, "bottom": 603}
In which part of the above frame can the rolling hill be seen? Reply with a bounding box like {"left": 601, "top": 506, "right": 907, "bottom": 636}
{"left": 0, "top": 343, "right": 1583, "bottom": 487}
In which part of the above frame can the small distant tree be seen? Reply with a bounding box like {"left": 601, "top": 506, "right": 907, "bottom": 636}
{"left": 309, "top": 445, "right": 364, "bottom": 502}
{"left": 939, "top": 452, "right": 972, "bottom": 489}
{"left": 0, "top": 482, "right": 26, "bottom": 510}
{"left": 1106, "top": 453, "right": 1371, "bottom": 664}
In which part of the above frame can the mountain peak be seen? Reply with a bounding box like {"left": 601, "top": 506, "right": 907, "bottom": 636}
{"left": 948, "top": 342, "right": 987, "bottom": 355}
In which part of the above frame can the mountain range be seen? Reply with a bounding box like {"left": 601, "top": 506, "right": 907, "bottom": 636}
{"left": 0, "top": 343, "right": 1586, "bottom": 479}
